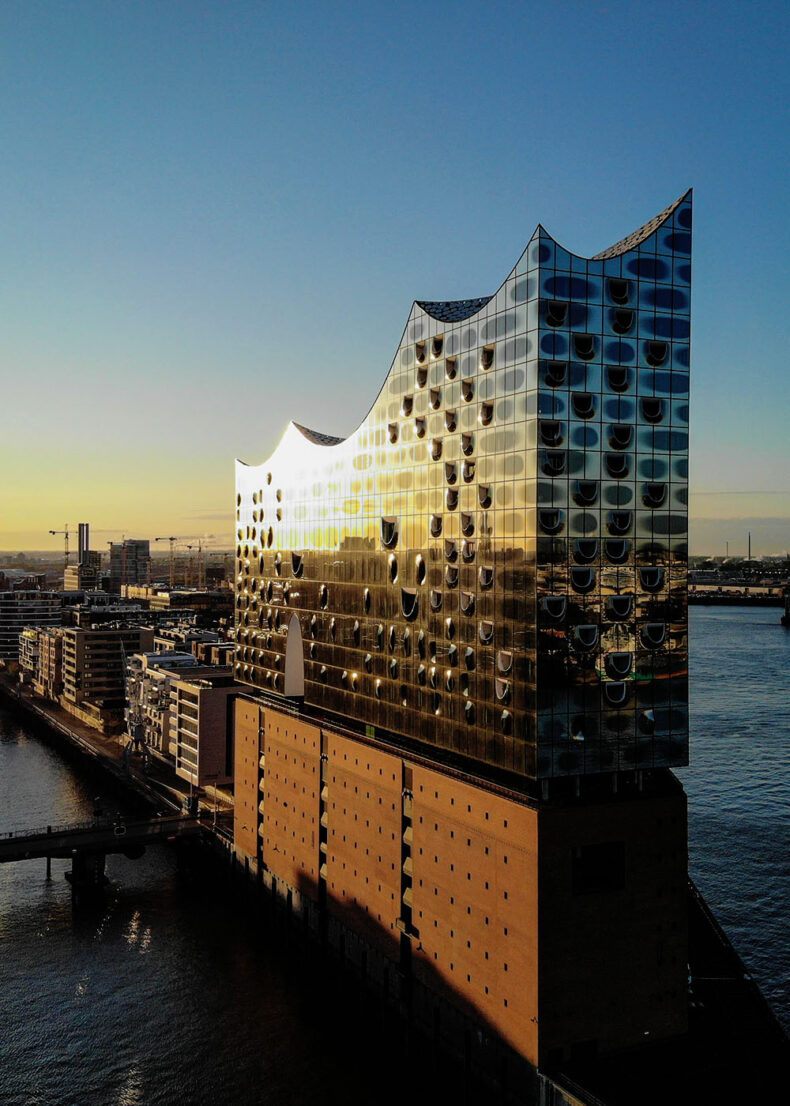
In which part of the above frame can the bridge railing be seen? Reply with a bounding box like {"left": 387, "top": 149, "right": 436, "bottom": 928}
{"left": 0, "top": 814, "right": 196, "bottom": 843}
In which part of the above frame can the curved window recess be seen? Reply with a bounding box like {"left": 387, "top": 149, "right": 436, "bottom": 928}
{"left": 543, "top": 450, "right": 567, "bottom": 477}
{"left": 429, "top": 666, "right": 438, "bottom": 689}
{"left": 539, "top": 420, "right": 563, "bottom": 447}
{"left": 448, "top": 644, "right": 458, "bottom": 666}
{"left": 446, "top": 488, "right": 459, "bottom": 510}
{"left": 445, "top": 565, "right": 459, "bottom": 588}
{"left": 417, "top": 630, "right": 426, "bottom": 658}
{"left": 401, "top": 588, "right": 419, "bottom": 621}
{"left": 388, "top": 625, "right": 397, "bottom": 653}
{"left": 460, "top": 590, "right": 475, "bottom": 615}
{"left": 603, "top": 682, "right": 628, "bottom": 708}
{"left": 265, "top": 581, "right": 274, "bottom": 603}
{"left": 480, "top": 344, "right": 495, "bottom": 370}
{"left": 318, "top": 665, "right": 328, "bottom": 684}
{"left": 364, "top": 653, "right": 373, "bottom": 673}
{"left": 430, "top": 514, "right": 443, "bottom": 538}
{"left": 350, "top": 672, "right": 359, "bottom": 693}
{"left": 465, "top": 701, "right": 476, "bottom": 724}
{"left": 415, "top": 340, "right": 426, "bottom": 364}
{"left": 605, "top": 652, "right": 633, "bottom": 679}
{"left": 275, "top": 508, "right": 283, "bottom": 522}
{"left": 445, "top": 461, "right": 458, "bottom": 485}
{"left": 401, "top": 394, "right": 413, "bottom": 417}
{"left": 605, "top": 538, "right": 631, "bottom": 564}
{"left": 464, "top": 647, "right": 476, "bottom": 671}
{"left": 259, "top": 554, "right": 265, "bottom": 573}
{"left": 646, "top": 340, "right": 668, "bottom": 366}
{"left": 542, "top": 595, "right": 567, "bottom": 620}
{"left": 389, "top": 554, "right": 398, "bottom": 583}
{"left": 538, "top": 508, "right": 564, "bottom": 535}
{"left": 462, "top": 432, "right": 475, "bottom": 455}
{"left": 461, "top": 512, "right": 475, "bottom": 537}
{"left": 572, "top": 392, "right": 596, "bottom": 419}
{"left": 479, "top": 620, "right": 494, "bottom": 645}
{"left": 641, "top": 622, "right": 667, "bottom": 649}
{"left": 605, "top": 365, "right": 630, "bottom": 393}
{"left": 381, "top": 516, "right": 399, "bottom": 548}
{"left": 639, "top": 566, "right": 665, "bottom": 592}
{"left": 430, "top": 387, "right": 442, "bottom": 410}
{"left": 363, "top": 587, "right": 371, "bottom": 613}
{"left": 642, "top": 482, "right": 667, "bottom": 509}
{"left": 266, "top": 472, "right": 273, "bottom": 486}
{"left": 291, "top": 551, "right": 304, "bottom": 578}
{"left": 309, "top": 614, "right": 318, "bottom": 638}
{"left": 309, "top": 642, "right": 317, "bottom": 660}
{"left": 340, "top": 670, "right": 349, "bottom": 688}
{"left": 495, "top": 679, "right": 511, "bottom": 705}
{"left": 605, "top": 453, "right": 630, "bottom": 479}
{"left": 612, "top": 308, "right": 635, "bottom": 334}
{"left": 546, "top": 300, "right": 568, "bottom": 327}
{"left": 282, "top": 585, "right": 290, "bottom": 606}
{"left": 416, "top": 364, "right": 428, "bottom": 388}
{"left": 444, "top": 538, "right": 458, "bottom": 562}
{"left": 376, "top": 623, "right": 384, "bottom": 650}
{"left": 403, "top": 628, "right": 412, "bottom": 656}
{"left": 275, "top": 488, "right": 282, "bottom": 503}
{"left": 641, "top": 397, "right": 665, "bottom": 424}
{"left": 571, "top": 566, "right": 596, "bottom": 594}
{"left": 432, "top": 335, "right": 444, "bottom": 359}
{"left": 608, "top": 277, "right": 630, "bottom": 305}
{"left": 329, "top": 618, "right": 337, "bottom": 642}
{"left": 374, "top": 679, "right": 382, "bottom": 699}
{"left": 272, "top": 672, "right": 281, "bottom": 691}
{"left": 389, "top": 658, "right": 399, "bottom": 679}
{"left": 479, "top": 402, "right": 494, "bottom": 426}
{"left": 352, "top": 620, "right": 361, "bottom": 647}
{"left": 500, "top": 710, "right": 513, "bottom": 736}
{"left": 497, "top": 650, "right": 513, "bottom": 674}
{"left": 638, "top": 710, "right": 655, "bottom": 735}
{"left": 461, "top": 378, "right": 474, "bottom": 402}
{"left": 415, "top": 416, "right": 427, "bottom": 438}
{"left": 445, "top": 355, "right": 458, "bottom": 380}
{"left": 573, "top": 334, "right": 596, "bottom": 360}
{"left": 388, "top": 422, "right": 399, "bottom": 444}
{"left": 609, "top": 424, "right": 633, "bottom": 450}
{"left": 430, "top": 589, "right": 443, "bottom": 612}
{"left": 462, "top": 540, "right": 476, "bottom": 563}
{"left": 462, "top": 459, "right": 476, "bottom": 483}
{"left": 479, "top": 565, "right": 494, "bottom": 589}
{"left": 445, "top": 409, "right": 457, "bottom": 432}
{"left": 607, "top": 511, "right": 632, "bottom": 535}
{"left": 431, "top": 438, "right": 443, "bottom": 461}
{"left": 572, "top": 480, "right": 598, "bottom": 506}
{"left": 417, "top": 664, "right": 427, "bottom": 686}
{"left": 445, "top": 617, "right": 456, "bottom": 639}
{"left": 478, "top": 484, "right": 492, "bottom": 508}
{"left": 274, "top": 553, "right": 283, "bottom": 577}
{"left": 573, "top": 625, "right": 599, "bottom": 650}
{"left": 606, "top": 594, "right": 633, "bottom": 620}
{"left": 545, "top": 360, "right": 568, "bottom": 387}
{"left": 433, "top": 692, "right": 442, "bottom": 716}
{"left": 415, "top": 555, "right": 426, "bottom": 585}
{"left": 319, "top": 584, "right": 328, "bottom": 609}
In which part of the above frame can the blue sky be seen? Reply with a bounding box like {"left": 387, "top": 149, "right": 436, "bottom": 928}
{"left": 0, "top": 0, "right": 788, "bottom": 554}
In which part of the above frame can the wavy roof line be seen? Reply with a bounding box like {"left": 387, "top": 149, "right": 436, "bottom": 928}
{"left": 591, "top": 190, "right": 690, "bottom": 259}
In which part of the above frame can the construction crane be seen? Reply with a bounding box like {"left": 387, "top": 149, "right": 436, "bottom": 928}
{"left": 154, "top": 537, "right": 179, "bottom": 590}
{"left": 185, "top": 541, "right": 206, "bottom": 589}
{"left": 49, "top": 524, "right": 71, "bottom": 571}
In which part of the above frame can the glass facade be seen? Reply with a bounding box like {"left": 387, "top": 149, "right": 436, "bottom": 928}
{"left": 235, "top": 192, "right": 691, "bottom": 780}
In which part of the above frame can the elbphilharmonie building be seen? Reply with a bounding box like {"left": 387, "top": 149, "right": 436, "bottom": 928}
{"left": 232, "top": 194, "right": 693, "bottom": 1087}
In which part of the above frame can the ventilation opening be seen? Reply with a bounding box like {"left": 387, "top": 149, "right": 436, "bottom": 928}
{"left": 465, "top": 701, "right": 476, "bottom": 724}
{"left": 639, "top": 566, "right": 665, "bottom": 592}
{"left": 646, "top": 340, "right": 668, "bottom": 366}
{"left": 461, "top": 591, "right": 475, "bottom": 615}
{"left": 445, "top": 355, "right": 457, "bottom": 379}
{"left": 415, "top": 416, "right": 426, "bottom": 438}
{"left": 573, "top": 334, "right": 596, "bottom": 360}
{"left": 571, "top": 567, "right": 596, "bottom": 594}
{"left": 462, "top": 541, "right": 476, "bottom": 563}
{"left": 446, "top": 488, "right": 459, "bottom": 510}
{"left": 416, "top": 364, "right": 428, "bottom": 388}
{"left": 401, "top": 394, "right": 413, "bottom": 417}
{"left": 606, "top": 595, "right": 633, "bottom": 620}
{"left": 430, "top": 514, "right": 442, "bottom": 538}
{"left": 605, "top": 453, "right": 630, "bottom": 479}
{"left": 611, "top": 309, "right": 634, "bottom": 334}
{"left": 403, "top": 628, "right": 412, "bottom": 656}
{"left": 642, "top": 482, "right": 667, "bottom": 508}
{"left": 606, "top": 365, "right": 630, "bottom": 392}
{"left": 539, "top": 509, "right": 564, "bottom": 535}
{"left": 605, "top": 652, "right": 633, "bottom": 678}
{"left": 462, "top": 379, "right": 474, "bottom": 402}
{"left": 430, "top": 387, "right": 441, "bottom": 410}
{"left": 388, "top": 422, "right": 399, "bottom": 444}
{"left": 497, "top": 650, "right": 513, "bottom": 674}
{"left": 546, "top": 300, "right": 568, "bottom": 327}
{"left": 445, "top": 617, "right": 455, "bottom": 639}
{"left": 608, "top": 278, "right": 630, "bottom": 304}
{"left": 481, "top": 345, "right": 495, "bottom": 370}
{"left": 478, "top": 484, "right": 492, "bottom": 508}
{"left": 416, "top": 556, "right": 426, "bottom": 584}
{"left": 495, "top": 679, "right": 511, "bottom": 704}
{"left": 319, "top": 584, "right": 328, "bottom": 609}
{"left": 604, "top": 539, "right": 631, "bottom": 564}
{"left": 431, "top": 438, "right": 443, "bottom": 460}
{"left": 389, "top": 555, "right": 398, "bottom": 583}
{"left": 463, "top": 459, "right": 476, "bottom": 483}
{"left": 363, "top": 587, "right": 371, "bottom": 613}
{"left": 417, "top": 664, "right": 427, "bottom": 686}
{"left": 444, "top": 461, "right": 457, "bottom": 485}
{"left": 573, "top": 480, "right": 598, "bottom": 506}
{"left": 641, "top": 397, "right": 665, "bottom": 423}
{"left": 381, "top": 516, "right": 399, "bottom": 548}
{"left": 603, "top": 682, "right": 629, "bottom": 707}
{"left": 432, "top": 336, "right": 444, "bottom": 358}
{"left": 609, "top": 424, "right": 633, "bottom": 450}
{"left": 541, "top": 596, "right": 566, "bottom": 620}
{"left": 543, "top": 450, "right": 567, "bottom": 477}
{"left": 607, "top": 511, "right": 632, "bottom": 535}
{"left": 291, "top": 552, "right": 304, "bottom": 577}
{"left": 545, "top": 361, "right": 568, "bottom": 387}
{"left": 445, "top": 565, "right": 459, "bottom": 588}
{"left": 539, "top": 420, "right": 563, "bottom": 447}
{"left": 352, "top": 620, "right": 361, "bottom": 646}
{"left": 444, "top": 538, "right": 458, "bottom": 562}
{"left": 415, "top": 341, "right": 426, "bottom": 363}
{"left": 574, "top": 625, "right": 599, "bottom": 650}
{"left": 462, "top": 433, "right": 475, "bottom": 455}
{"left": 401, "top": 588, "right": 419, "bottom": 621}
{"left": 479, "top": 403, "right": 493, "bottom": 426}
{"left": 572, "top": 393, "right": 596, "bottom": 419}
{"left": 461, "top": 512, "right": 475, "bottom": 537}
{"left": 641, "top": 622, "right": 666, "bottom": 648}
{"left": 445, "top": 409, "right": 457, "bottom": 432}
{"left": 479, "top": 565, "right": 494, "bottom": 589}
{"left": 430, "top": 590, "right": 442, "bottom": 612}
{"left": 479, "top": 621, "right": 494, "bottom": 645}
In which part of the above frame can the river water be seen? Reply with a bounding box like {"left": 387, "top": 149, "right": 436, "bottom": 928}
{"left": 1, "top": 606, "right": 788, "bottom": 1104}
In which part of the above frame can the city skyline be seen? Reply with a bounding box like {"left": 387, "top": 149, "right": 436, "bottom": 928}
{"left": 1, "top": 1, "right": 788, "bottom": 555}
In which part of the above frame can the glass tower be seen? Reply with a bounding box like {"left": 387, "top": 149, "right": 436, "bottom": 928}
{"left": 235, "top": 192, "right": 691, "bottom": 781}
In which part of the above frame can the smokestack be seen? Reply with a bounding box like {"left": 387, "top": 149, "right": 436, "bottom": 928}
{"left": 78, "top": 522, "right": 90, "bottom": 564}
{"left": 748, "top": 530, "right": 751, "bottom": 563}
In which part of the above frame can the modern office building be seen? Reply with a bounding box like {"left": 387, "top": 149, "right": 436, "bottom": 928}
{"left": 61, "top": 625, "right": 155, "bottom": 733}
{"left": 167, "top": 667, "right": 236, "bottom": 787}
{"left": 125, "top": 651, "right": 199, "bottom": 753}
{"left": 109, "top": 539, "right": 151, "bottom": 593}
{"left": 0, "top": 591, "right": 61, "bottom": 659}
{"left": 232, "top": 194, "right": 693, "bottom": 1082}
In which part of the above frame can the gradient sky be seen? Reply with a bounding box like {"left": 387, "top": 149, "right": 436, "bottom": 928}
{"left": 1, "top": 0, "right": 788, "bottom": 555}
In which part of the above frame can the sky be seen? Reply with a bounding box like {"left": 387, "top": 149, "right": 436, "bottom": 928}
{"left": 0, "top": 0, "right": 788, "bottom": 556}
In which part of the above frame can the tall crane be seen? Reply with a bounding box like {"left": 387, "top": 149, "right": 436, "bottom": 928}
{"left": 49, "top": 524, "right": 71, "bottom": 571}
{"left": 154, "top": 537, "right": 179, "bottom": 590}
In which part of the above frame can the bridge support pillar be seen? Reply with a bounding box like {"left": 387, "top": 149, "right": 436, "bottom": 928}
{"left": 66, "top": 852, "right": 107, "bottom": 896}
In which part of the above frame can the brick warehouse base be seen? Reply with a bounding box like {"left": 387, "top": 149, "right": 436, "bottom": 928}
{"left": 233, "top": 692, "right": 688, "bottom": 1087}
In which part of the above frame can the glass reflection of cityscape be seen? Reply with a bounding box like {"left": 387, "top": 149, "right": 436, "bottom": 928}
{"left": 235, "top": 192, "right": 691, "bottom": 782}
